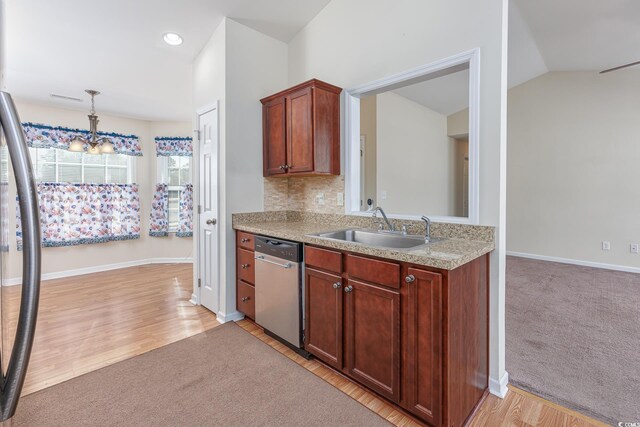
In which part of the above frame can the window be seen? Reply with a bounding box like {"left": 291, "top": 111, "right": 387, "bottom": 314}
{"left": 158, "top": 156, "right": 192, "bottom": 231}
{"left": 29, "top": 148, "right": 134, "bottom": 184}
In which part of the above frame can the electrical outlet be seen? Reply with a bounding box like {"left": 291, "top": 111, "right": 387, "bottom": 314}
{"left": 631, "top": 243, "right": 639, "bottom": 254}
{"left": 336, "top": 192, "right": 344, "bottom": 206}
{"left": 381, "top": 190, "right": 388, "bottom": 200}
{"left": 602, "top": 241, "right": 611, "bottom": 251}
{"left": 316, "top": 192, "right": 325, "bottom": 205}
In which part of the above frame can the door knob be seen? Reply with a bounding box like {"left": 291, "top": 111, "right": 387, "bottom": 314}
{"left": 332, "top": 282, "right": 341, "bottom": 289}
{"left": 344, "top": 285, "right": 353, "bottom": 293}
{"left": 405, "top": 275, "right": 416, "bottom": 283}
{"left": 206, "top": 219, "right": 217, "bottom": 225}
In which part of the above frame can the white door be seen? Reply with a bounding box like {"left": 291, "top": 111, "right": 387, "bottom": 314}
{"left": 197, "top": 105, "right": 219, "bottom": 313}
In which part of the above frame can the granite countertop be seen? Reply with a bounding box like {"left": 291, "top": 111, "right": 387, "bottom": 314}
{"left": 233, "top": 212, "right": 495, "bottom": 271}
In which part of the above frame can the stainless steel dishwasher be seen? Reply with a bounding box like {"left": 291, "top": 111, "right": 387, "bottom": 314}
{"left": 254, "top": 235, "right": 307, "bottom": 355}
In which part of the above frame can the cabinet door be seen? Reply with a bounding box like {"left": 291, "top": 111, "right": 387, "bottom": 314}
{"left": 286, "top": 87, "right": 314, "bottom": 173}
{"left": 345, "top": 279, "right": 400, "bottom": 402}
{"left": 402, "top": 267, "right": 442, "bottom": 425}
{"left": 305, "top": 268, "right": 343, "bottom": 369}
{"left": 262, "top": 97, "right": 287, "bottom": 176}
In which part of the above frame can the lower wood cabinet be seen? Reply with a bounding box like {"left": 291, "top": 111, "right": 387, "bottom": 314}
{"left": 345, "top": 279, "right": 400, "bottom": 402}
{"left": 304, "top": 268, "right": 343, "bottom": 369}
{"left": 402, "top": 268, "right": 442, "bottom": 425}
{"left": 304, "top": 245, "right": 489, "bottom": 427}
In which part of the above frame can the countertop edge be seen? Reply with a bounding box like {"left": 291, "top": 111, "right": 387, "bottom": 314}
{"left": 233, "top": 223, "right": 495, "bottom": 271}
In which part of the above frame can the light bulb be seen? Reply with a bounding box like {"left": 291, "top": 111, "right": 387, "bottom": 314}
{"left": 100, "top": 141, "right": 115, "bottom": 154}
{"left": 69, "top": 139, "right": 85, "bottom": 152}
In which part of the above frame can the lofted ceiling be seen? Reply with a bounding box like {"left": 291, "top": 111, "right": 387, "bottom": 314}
{"left": 392, "top": 69, "right": 469, "bottom": 117}
{"left": 509, "top": 0, "right": 640, "bottom": 86}
{"left": 2, "top": 0, "right": 331, "bottom": 122}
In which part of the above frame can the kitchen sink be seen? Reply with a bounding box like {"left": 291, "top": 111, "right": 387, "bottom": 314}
{"left": 309, "top": 228, "right": 443, "bottom": 249}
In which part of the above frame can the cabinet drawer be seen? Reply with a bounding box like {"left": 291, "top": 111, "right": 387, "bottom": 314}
{"left": 237, "top": 248, "right": 255, "bottom": 285}
{"left": 237, "top": 231, "right": 255, "bottom": 251}
{"left": 237, "top": 280, "right": 255, "bottom": 320}
{"left": 346, "top": 254, "right": 400, "bottom": 289}
{"left": 305, "top": 246, "right": 342, "bottom": 274}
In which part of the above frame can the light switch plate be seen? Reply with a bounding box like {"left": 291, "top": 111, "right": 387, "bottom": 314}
{"left": 336, "top": 192, "right": 344, "bottom": 206}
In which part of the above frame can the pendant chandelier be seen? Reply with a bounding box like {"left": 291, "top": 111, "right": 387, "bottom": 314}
{"left": 69, "top": 90, "right": 115, "bottom": 155}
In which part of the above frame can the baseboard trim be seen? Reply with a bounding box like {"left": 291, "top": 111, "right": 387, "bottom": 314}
{"left": 216, "top": 310, "right": 245, "bottom": 324}
{"left": 4, "top": 257, "right": 193, "bottom": 286}
{"left": 507, "top": 251, "right": 640, "bottom": 274}
{"left": 189, "top": 293, "right": 199, "bottom": 305}
{"left": 489, "top": 371, "right": 509, "bottom": 399}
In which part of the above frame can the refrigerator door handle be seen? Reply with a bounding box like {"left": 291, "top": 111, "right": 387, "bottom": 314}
{"left": 0, "top": 91, "right": 41, "bottom": 421}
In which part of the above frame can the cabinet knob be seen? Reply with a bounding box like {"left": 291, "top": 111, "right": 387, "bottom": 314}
{"left": 332, "top": 282, "right": 341, "bottom": 289}
{"left": 242, "top": 296, "right": 250, "bottom": 302}
{"left": 241, "top": 238, "right": 250, "bottom": 243}
{"left": 241, "top": 264, "right": 250, "bottom": 269}
{"left": 279, "top": 165, "right": 286, "bottom": 170}
{"left": 344, "top": 285, "right": 353, "bottom": 293}
{"left": 405, "top": 274, "right": 416, "bottom": 284}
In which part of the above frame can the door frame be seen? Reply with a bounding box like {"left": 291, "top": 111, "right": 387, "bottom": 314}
{"left": 191, "top": 101, "right": 220, "bottom": 309}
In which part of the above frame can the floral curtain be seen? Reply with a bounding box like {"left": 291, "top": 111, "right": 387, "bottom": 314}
{"left": 149, "top": 184, "right": 169, "bottom": 237}
{"left": 154, "top": 136, "right": 192, "bottom": 157}
{"left": 23, "top": 122, "right": 143, "bottom": 156}
{"left": 16, "top": 183, "right": 140, "bottom": 250}
{"left": 176, "top": 184, "right": 193, "bottom": 237}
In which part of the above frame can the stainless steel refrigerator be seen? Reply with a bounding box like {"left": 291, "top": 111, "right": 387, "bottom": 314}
{"left": 0, "top": 92, "right": 41, "bottom": 424}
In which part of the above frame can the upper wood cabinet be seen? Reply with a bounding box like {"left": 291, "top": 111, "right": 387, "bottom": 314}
{"left": 261, "top": 79, "right": 342, "bottom": 177}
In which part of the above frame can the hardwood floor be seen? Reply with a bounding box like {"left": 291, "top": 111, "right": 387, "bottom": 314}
{"left": 2, "top": 263, "right": 219, "bottom": 396}
{"left": 4, "top": 264, "right": 606, "bottom": 426}
{"left": 236, "top": 320, "right": 608, "bottom": 427}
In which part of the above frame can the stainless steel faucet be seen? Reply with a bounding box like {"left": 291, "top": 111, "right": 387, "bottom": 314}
{"left": 421, "top": 216, "right": 432, "bottom": 242}
{"left": 372, "top": 207, "right": 395, "bottom": 231}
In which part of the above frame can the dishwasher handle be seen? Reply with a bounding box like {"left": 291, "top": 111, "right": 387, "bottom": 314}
{"left": 255, "top": 255, "right": 292, "bottom": 269}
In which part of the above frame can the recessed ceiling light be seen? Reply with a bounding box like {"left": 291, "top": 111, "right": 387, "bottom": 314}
{"left": 163, "top": 32, "right": 183, "bottom": 46}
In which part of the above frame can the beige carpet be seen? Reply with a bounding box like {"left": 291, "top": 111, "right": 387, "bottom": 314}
{"left": 14, "top": 322, "right": 389, "bottom": 426}
{"left": 506, "top": 256, "right": 640, "bottom": 424}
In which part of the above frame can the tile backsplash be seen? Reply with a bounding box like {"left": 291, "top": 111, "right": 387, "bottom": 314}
{"left": 264, "top": 175, "right": 345, "bottom": 214}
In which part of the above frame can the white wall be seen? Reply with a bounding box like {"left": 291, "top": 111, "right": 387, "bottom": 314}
{"left": 360, "top": 95, "right": 377, "bottom": 207}
{"left": 376, "top": 91, "right": 455, "bottom": 216}
{"left": 507, "top": 71, "right": 640, "bottom": 269}
{"left": 192, "top": 18, "right": 288, "bottom": 321}
{"left": 6, "top": 100, "right": 192, "bottom": 280}
{"left": 287, "top": 0, "right": 508, "bottom": 394}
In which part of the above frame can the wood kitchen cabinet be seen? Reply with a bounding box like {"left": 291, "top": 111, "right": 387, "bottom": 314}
{"left": 344, "top": 278, "right": 401, "bottom": 402}
{"left": 260, "top": 79, "right": 342, "bottom": 177}
{"left": 302, "top": 244, "right": 489, "bottom": 427}
{"left": 402, "top": 268, "right": 443, "bottom": 425}
{"left": 304, "top": 267, "right": 343, "bottom": 370}
{"left": 235, "top": 231, "right": 256, "bottom": 320}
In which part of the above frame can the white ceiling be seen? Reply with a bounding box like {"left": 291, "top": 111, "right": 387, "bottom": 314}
{"left": 2, "top": 0, "right": 331, "bottom": 122}
{"left": 392, "top": 69, "right": 469, "bottom": 117}
{"left": 509, "top": 0, "right": 640, "bottom": 86}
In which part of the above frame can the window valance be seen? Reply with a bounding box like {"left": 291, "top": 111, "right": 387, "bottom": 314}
{"left": 17, "top": 183, "right": 141, "bottom": 249}
{"left": 154, "top": 136, "right": 192, "bottom": 157}
{"left": 23, "top": 122, "right": 143, "bottom": 156}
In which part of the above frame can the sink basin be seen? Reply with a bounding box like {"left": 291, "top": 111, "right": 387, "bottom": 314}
{"left": 310, "top": 228, "right": 442, "bottom": 249}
